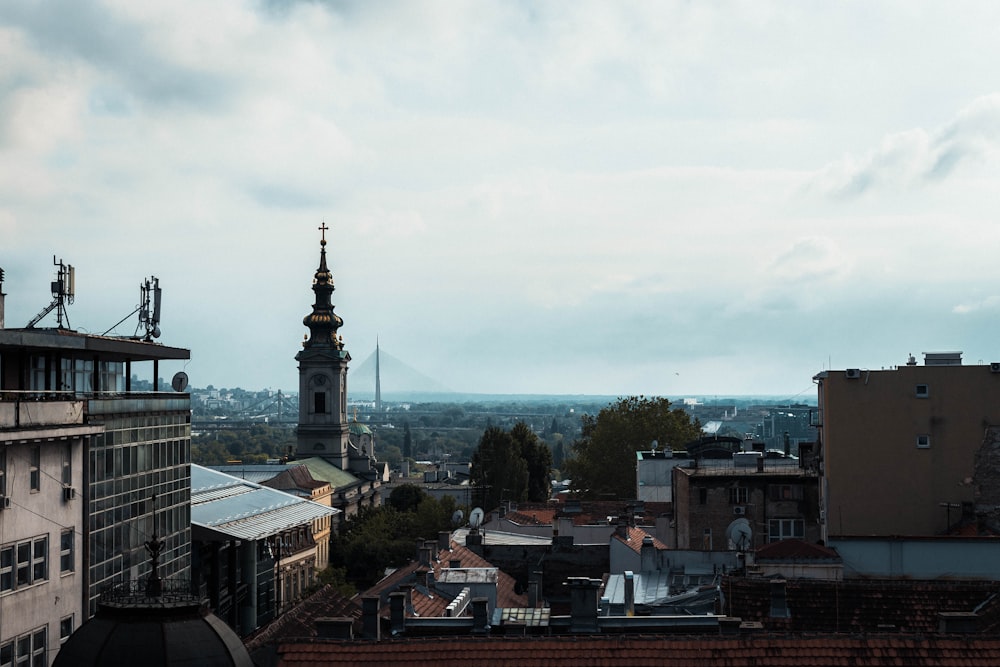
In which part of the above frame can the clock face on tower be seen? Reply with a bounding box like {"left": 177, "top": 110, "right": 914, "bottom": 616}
{"left": 314, "top": 374, "right": 327, "bottom": 386}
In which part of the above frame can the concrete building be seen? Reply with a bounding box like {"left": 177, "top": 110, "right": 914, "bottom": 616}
{"left": 814, "top": 352, "right": 1000, "bottom": 539}
{"left": 0, "top": 265, "right": 191, "bottom": 663}
{"left": 672, "top": 456, "right": 819, "bottom": 551}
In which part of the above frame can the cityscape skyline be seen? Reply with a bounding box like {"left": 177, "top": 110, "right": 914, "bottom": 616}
{"left": 4, "top": 3, "right": 1000, "bottom": 396}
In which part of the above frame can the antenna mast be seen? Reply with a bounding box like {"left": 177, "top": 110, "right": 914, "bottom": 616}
{"left": 137, "top": 276, "right": 162, "bottom": 341}
{"left": 26, "top": 256, "right": 75, "bottom": 329}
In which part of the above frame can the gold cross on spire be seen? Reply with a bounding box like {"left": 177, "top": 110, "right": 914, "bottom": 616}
{"left": 318, "top": 221, "right": 328, "bottom": 242}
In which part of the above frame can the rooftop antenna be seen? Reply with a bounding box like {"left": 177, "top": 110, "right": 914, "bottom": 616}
{"left": 101, "top": 276, "right": 162, "bottom": 339}
{"left": 26, "top": 256, "right": 75, "bottom": 329}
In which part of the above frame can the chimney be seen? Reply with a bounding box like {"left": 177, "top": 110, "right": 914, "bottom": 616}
{"left": 615, "top": 518, "right": 629, "bottom": 540}
{"left": 438, "top": 531, "right": 451, "bottom": 551}
{"left": 756, "top": 456, "right": 765, "bottom": 473}
{"left": 425, "top": 570, "right": 435, "bottom": 589}
{"left": 389, "top": 591, "right": 407, "bottom": 635}
{"left": 361, "top": 596, "right": 380, "bottom": 640}
{"left": 315, "top": 617, "right": 354, "bottom": 639}
{"left": 769, "top": 579, "right": 790, "bottom": 618}
{"left": 640, "top": 535, "right": 656, "bottom": 572}
{"left": 418, "top": 544, "right": 432, "bottom": 566}
{"left": 471, "top": 597, "right": 490, "bottom": 635}
{"left": 567, "top": 577, "right": 601, "bottom": 633}
{"left": 623, "top": 571, "right": 635, "bottom": 617}
{"left": 528, "top": 569, "right": 542, "bottom": 608}
{"left": 425, "top": 539, "right": 438, "bottom": 562}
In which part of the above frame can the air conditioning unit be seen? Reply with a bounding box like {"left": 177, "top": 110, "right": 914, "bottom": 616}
{"left": 991, "top": 362, "right": 1000, "bottom": 373}
{"left": 62, "top": 487, "right": 76, "bottom": 502}
{"left": 0, "top": 496, "right": 10, "bottom": 510}
{"left": 845, "top": 368, "right": 861, "bottom": 379}
{"left": 733, "top": 506, "right": 746, "bottom": 516}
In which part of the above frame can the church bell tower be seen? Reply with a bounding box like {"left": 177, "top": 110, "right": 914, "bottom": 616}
{"left": 295, "top": 223, "right": 351, "bottom": 469}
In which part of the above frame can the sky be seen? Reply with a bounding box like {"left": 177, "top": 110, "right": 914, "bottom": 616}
{"left": 4, "top": 1, "right": 1000, "bottom": 399}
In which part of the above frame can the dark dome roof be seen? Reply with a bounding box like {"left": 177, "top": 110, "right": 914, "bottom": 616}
{"left": 54, "top": 589, "right": 253, "bottom": 667}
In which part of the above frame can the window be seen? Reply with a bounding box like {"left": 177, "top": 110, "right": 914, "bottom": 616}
{"left": 60, "top": 616, "right": 74, "bottom": 645}
{"left": 314, "top": 391, "right": 326, "bottom": 414}
{"left": 698, "top": 488, "right": 708, "bottom": 505}
{"left": 917, "top": 434, "right": 931, "bottom": 449}
{"left": 1, "top": 537, "right": 48, "bottom": 592}
{"left": 60, "top": 530, "right": 74, "bottom": 574}
{"left": 62, "top": 443, "right": 72, "bottom": 486}
{"left": 8, "top": 627, "right": 46, "bottom": 667}
{"left": 768, "top": 518, "right": 805, "bottom": 542}
{"left": 29, "top": 447, "right": 40, "bottom": 492}
{"left": 0, "top": 447, "right": 6, "bottom": 497}
{"left": 728, "top": 487, "right": 749, "bottom": 504}
{"left": 915, "top": 384, "right": 929, "bottom": 398}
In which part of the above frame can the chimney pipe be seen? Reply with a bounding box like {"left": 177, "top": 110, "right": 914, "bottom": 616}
{"left": 567, "top": 577, "right": 601, "bottom": 633}
{"left": 438, "top": 531, "right": 451, "bottom": 551}
{"left": 362, "top": 596, "right": 381, "bottom": 640}
{"left": 640, "top": 535, "right": 656, "bottom": 572}
{"left": 389, "top": 591, "right": 407, "bottom": 635}
{"left": 472, "top": 597, "right": 490, "bottom": 635}
{"left": 624, "top": 571, "right": 635, "bottom": 617}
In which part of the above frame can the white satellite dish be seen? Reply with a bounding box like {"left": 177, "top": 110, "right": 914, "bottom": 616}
{"left": 171, "top": 371, "right": 189, "bottom": 392}
{"left": 469, "top": 507, "right": 484, "bottom": 529}
{"left": 726, "top": 518, "right": 752, "bottom": 551}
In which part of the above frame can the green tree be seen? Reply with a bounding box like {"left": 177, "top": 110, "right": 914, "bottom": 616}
{"left": 388, "top": 483, "right": 428, "bottom": 513}
{"left": 510, "top": 422, "right": 552, "bottom": 502}
{"left": 471, "top": 426, "right": 528, "bottom": 510}
{"left": 566, "top": 395, "right": 700, "bottom": 499}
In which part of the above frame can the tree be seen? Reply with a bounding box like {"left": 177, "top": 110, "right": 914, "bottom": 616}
{"left": 471, "top": 426, "right": 528, "bottom": 510}
{"left": 388, "top": 483, "right": 428, "bottom": 513}
{"left": 566, "top": 395, "right": 701, "bottom": 499}
{"left": 510, "top": 422, "right": 552, "bottom": 502}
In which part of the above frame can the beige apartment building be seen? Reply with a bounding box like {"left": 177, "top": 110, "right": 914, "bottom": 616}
{"left": 814, "top": 352, "right": 1000, "bottom": 540}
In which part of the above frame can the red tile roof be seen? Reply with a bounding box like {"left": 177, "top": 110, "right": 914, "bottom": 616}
{"left": 245, "top": 584, "right": 360, "bottom": 651}
{"left": 611, "top": 525, "right": 669, "bottom": 554}
{"left": 360, "top": 537, "right": 527, "bottom": 619}
{"left": 277, "top": 635, "right": 1000, "bottom": 666}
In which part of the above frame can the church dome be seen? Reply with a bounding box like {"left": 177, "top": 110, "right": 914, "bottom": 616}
{"left": 349, "top": 422, "right": 373, "bottom": 436}
{"left": 54, "top": 582, "right": 253, "bottom": 667}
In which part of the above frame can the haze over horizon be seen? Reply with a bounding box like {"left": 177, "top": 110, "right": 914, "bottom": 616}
{"left": 4, "top": 2, "right": 1000, "bottom": 397}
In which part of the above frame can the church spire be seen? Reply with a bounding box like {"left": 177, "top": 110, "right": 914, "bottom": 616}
{"left": 302, "top": 222, "right": 344, "bottom": 350}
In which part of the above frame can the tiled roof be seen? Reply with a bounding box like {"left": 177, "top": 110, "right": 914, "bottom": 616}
{"left": 277, "top": 635, "right": 1000, "bottom": 666}
{"left": 725, "top": 576, "right": 1000, "bottom": 633}
{"left": 360, "top": 537, "right": 528, "bottom": 617}
{"left": 611, "top": 525, "right": 669, "bottom": 554}
{"left": 245, "top": 584, "right": 361, "bottom": 651}
{"left": 754, "top": 538, "right": 841, "bottom": 561}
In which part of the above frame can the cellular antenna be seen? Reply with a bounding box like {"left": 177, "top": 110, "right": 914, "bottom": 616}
{"left": 101, "top": 275, "right": 164, "bottom": 339}
{"left": 26, "top": 256, "right": 75, "bottom": 329}
{"left": 138, "top": 276, "right": 162, "bottom": 340}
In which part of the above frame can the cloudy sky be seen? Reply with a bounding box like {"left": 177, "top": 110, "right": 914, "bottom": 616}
{"left": 3, "top": 1, "right": 1000, "bottom": 398}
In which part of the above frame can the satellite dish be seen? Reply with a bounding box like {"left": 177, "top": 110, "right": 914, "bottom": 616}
{"left": 171, "top": 371, "right": 189, "bottom": 392}
{"left": 451, "top": 509, "right": 465, "bottom": 527}
{"left": 469, "top": 507, "right": 484, "bottom": 530}
{"left": 726, "top": 518, "right": 753, "bottom": 551}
